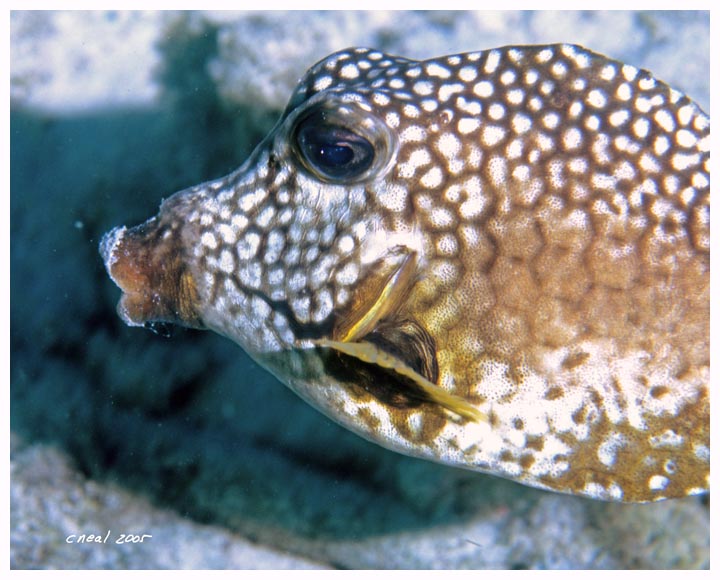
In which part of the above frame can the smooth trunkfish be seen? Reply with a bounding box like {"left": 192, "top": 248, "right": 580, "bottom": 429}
{"left": 100, "top": 44, "right": 709, "bottom": 502}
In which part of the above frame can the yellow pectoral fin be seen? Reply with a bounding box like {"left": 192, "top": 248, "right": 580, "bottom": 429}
{"left": 335, "top": 250, "right": 417, "bottom": 343}
{"left": 313, "top": 338, "right": 487, "bottom": 423}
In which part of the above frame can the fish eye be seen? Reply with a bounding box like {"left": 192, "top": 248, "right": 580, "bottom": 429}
{"left": 291, "top": 103, "right": 396, "bottom": 184}
{"left": 296, "top": 121, "right": 375, "bottom": 181}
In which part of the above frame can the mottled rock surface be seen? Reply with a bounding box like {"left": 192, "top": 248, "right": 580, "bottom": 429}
{"left": 10, "top": 435, "right": 326, "bottom": 569}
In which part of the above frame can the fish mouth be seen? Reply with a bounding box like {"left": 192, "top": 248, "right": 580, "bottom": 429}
{"left": 99, "top": 219, "right": 203, "bottom": 329}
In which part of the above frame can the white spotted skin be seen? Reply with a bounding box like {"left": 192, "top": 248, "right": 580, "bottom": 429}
{"left": 101, "top": 45, "right": 709, "bottom": 502}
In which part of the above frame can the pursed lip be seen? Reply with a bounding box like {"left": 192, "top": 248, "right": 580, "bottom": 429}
{"left": 99, "top": 218, "right": 203, "bottom": 329}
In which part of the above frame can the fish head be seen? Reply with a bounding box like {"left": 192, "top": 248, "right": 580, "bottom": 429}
{"left": 100, "top": 45, "right": 709, "bottom": 502}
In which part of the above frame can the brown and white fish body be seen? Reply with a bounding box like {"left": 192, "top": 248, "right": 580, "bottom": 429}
{"left": 100, "top": 45, "right": 709, "bottom": 502}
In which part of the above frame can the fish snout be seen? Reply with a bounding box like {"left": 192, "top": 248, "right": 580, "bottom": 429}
{"left": 99, "top": 217, "right": 203, "bottom": 330}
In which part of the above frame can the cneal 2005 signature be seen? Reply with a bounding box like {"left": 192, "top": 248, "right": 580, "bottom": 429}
{"left": 65, "top": 531, "right": 153, "bottom": 544}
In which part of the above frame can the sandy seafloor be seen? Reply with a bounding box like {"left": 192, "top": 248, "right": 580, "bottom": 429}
{"left": 10, "top": 10, "right": 710, "bottom": 569}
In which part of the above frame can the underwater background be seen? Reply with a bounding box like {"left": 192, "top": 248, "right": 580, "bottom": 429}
{"left": 10, "top": 10, "right": 710, "bottom": 569}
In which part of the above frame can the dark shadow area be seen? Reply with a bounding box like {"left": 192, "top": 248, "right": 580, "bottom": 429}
{"left": 11, "top": 16, "right": 513, "bottom": 544}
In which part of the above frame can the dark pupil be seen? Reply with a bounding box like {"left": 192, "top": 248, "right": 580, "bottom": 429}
{"left": 298, "top": 123, "right": 374, "bottom": 180}
{"left": 317, "top": 142, "right": 354, "bottom": 167}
